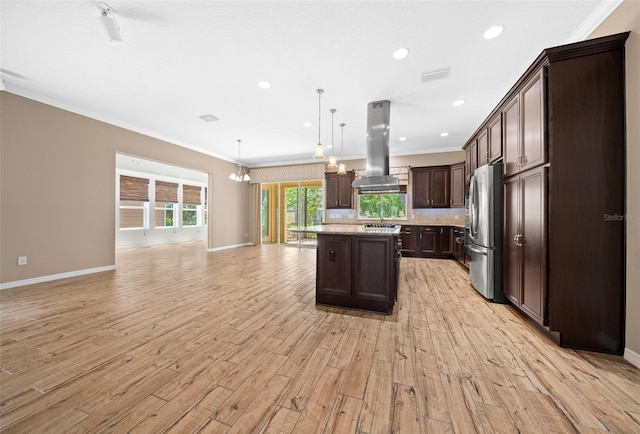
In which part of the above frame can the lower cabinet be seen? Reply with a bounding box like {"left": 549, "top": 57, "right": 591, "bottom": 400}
{"left": 451, "top": 227, "right": 467, "bottom": 267}
{"left": 401, "top": 225, "right": 453, "bottom": 259}
{"left": 316, "top": 234, "right": 398, "bottom": 314}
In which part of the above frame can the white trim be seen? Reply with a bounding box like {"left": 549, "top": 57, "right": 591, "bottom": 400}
{"left": 0, "top": 265, "right": 116, "bottom": 290}
{"left": 207, "top": 242, "right": 253, "bottom": 252}
{"left": 624, "top": 347, "right": 640, "bottom": 369}
{"left": 565, "top": 0, "right": 623, "bottom": 43}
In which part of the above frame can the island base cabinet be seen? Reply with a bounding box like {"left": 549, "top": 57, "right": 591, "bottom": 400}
{"left": 316, "top": 234, "right": 397, "bottom": 314}
{"left": 316, "top": 235, "right": 351, "bottom": 297}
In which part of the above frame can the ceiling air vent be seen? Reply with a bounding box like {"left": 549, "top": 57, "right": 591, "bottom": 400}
{"left": 420, "top": 67, "right": 450, "bottom": 84}
{"left": 198, "top": 114, "right": 218, "bottom": 122}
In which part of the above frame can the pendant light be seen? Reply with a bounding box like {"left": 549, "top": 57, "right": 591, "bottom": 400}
{"left": 327, "top": 108, "right": 338, "bottom": 168}
{"left": 313, "top": 89, "right": 326, "bottom": 159}
{"left": 228, "top": 139, "right": 251, "bottom": 182}
{"left": 337, "top": 123, "right": 347, "bottom": 175}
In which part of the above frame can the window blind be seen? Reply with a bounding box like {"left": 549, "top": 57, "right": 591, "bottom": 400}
{"left": 183, "top": 185, "right": 202, "bottom": 205}
{"left": 155, "top": 181, "right": 178, "bottom": 203}
{"left": 120, "top": 175, "right": 149, "bottom": 201}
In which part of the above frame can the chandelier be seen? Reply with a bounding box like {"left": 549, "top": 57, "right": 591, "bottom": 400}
{"left": 228, "top": 139, "right": 251, "bottom": 182}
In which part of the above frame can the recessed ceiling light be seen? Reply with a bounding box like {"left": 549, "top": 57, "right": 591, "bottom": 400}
{"left": 453, "top": 100, "right": 465, "bottom": 106}
{"left": 258, "top": 81, "right": 271, "bottom": 89}
{"left": 393, "top": 47, "right": 409, "bottom": 60}
{"left": 440, "top": 132, "right": 449, "bottom": 137}
{"left": 303, "top": 122, "right": 312, "bottom": 127}
{"left": 484, "top": 25, "right": 504, "bottom": 40}
{"left": 399, "top": 137, "right": 407, "bottom": 141}
{"left": 198, "top": 114, "right": 218, "bottom": 122}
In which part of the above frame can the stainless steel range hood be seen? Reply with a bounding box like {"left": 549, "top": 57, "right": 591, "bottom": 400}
{"left": 351, "top": 100, "right": 400, "bottom": 193}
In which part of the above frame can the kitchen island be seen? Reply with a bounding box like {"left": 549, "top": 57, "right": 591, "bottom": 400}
{"left": 292, "top": 225, "right": 401, "bottom": 314}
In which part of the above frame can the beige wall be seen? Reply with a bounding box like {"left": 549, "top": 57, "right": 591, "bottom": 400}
{"left": 589, "top": 0, "right": 640, "bottom": 359}
{"left": 334, "top": 151, "right": 465, "bottom": 173}
{"left": 0, "top": 92, "right": 252, "bottom": 284}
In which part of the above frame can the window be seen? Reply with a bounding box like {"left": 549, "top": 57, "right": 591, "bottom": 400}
{"left": 119, "top": 175, "right": 149, "bottom": 229}
{"left": 182, "top": 184, "right": 202, "bottom": 226}
{"left": 182, "top": 204, "right": 198, "bottom": 226}
{"left": 203, "top": 187, "right": 208, "bottom": 226}
{"left": 155, "top": 181, "right": 178, "bottom": 228}
{"left": 155, "top": 202, "right": 175, "bottom": 227}
{"left": 358, "top": 192, "right": 407, "bottom": 220}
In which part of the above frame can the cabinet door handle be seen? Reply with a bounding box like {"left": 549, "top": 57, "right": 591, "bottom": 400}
{"left": 513, "top": 234, "right": 520, "bottom": 246}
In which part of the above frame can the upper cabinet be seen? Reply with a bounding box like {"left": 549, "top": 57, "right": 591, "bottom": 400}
{"left": 468, "top": 114, "right": 504, "bottom": 174}
{"left": 464, "top": 139, "right": 477, "bottom": 184}
{"left": 450, "top": 163, "right": 465, "bottom": 208}
{"left": 504, "top": 68, "right": 546, "bottom": 177}
{"left": 411, "top": 166, "right": 450, "bottom": 208}
{"left": 487, "top": 114, "right": 503, "bottom": 164}
{"left": 325, "top": 171, "right": 354, "bottom": 209}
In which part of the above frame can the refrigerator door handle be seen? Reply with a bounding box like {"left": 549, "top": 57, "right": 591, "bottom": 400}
{"left": 467, "top": 244, "right": 487, "bottom": 255}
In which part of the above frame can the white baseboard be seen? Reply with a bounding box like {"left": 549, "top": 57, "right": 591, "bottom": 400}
{"left": 624, "top": 347, "right": 640, "bottom": 369}
{"left": 206, "top": 242, "right": 254, "bottom": 253}
{"left": 0, "top": 265, "right": 116, "bottom": 290}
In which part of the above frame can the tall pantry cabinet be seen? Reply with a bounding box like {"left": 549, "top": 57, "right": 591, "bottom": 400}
{"left": 466, "top": 32, "right": 629, "bottom": 354}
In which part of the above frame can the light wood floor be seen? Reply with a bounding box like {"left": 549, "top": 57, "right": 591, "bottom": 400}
{"left": 1, "top": 242, "right": 639, "bottom": 433}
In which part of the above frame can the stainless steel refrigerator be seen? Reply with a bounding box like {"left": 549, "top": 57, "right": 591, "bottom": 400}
{"left": 466, "top": 162, "right": 506, "bottom": 303}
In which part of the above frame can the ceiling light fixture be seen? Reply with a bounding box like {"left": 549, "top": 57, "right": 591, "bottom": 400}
{"left": 393, "top": 47, "right": 410, "bottom": 59}
{"left": 313, "top": 89, "right": 325, "bottom": 159}
{"left": 440, "top": 132, "right": 449, "bottom": 137}
{"left": 98, "top": 2, "right": 122, "bottom": 45}
{"left": 258, "top": 81, "right": 271, "bottom": 89}
{"left": 228, "top": 139, "right": 251, "bottom": 182}
{"left": 337, "top": 123, "right": 347, "bottom": 175}
{"left": 484, "top": 25, "right": 504, "bottom": 40}
{"left": 303, "top": 122, "right": 312, "bottom": 127}
{"left": 327, "top": 108, "right": 338, "bottom": 168}
{"left": 399, "top": 137, "right": 407, "bottom": 141}
{"left": 453, "top": 100, "right": 465, "bottom": 106}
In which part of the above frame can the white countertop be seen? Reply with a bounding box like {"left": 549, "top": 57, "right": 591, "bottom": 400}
{"left": 288, "top": 224, "right": 401, "bottom": 235}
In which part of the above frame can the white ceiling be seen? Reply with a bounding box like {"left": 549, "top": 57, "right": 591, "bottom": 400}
{"left": 0, "top": 1, "right": 619, "bottom": 168}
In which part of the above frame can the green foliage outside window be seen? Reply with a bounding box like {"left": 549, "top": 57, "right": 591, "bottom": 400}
{"left": 183, "top": 204, "right": 198, "bottom": 226}
{"left": 286, "top": 187, "right": 323, "bottom": 228}
{"left": 359, "top": 194, "right": 406, "bottom": 220}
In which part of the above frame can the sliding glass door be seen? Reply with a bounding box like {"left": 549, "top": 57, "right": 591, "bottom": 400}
{"left": 260, "top": 181, "right": 323, "bottom": 246}
{"left": 261, "top": 183, "right": 278, "bottom": 244}
{"left": 280, "top": 181, "right": 323, "bottom": 245}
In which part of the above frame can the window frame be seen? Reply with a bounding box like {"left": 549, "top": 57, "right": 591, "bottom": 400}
{"left": 357, "top": 192, "right": 408, "bottom": 221}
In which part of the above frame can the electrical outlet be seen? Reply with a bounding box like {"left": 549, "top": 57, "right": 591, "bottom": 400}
{"left": 17, "top": 256, "right": 27, "bottom": 266}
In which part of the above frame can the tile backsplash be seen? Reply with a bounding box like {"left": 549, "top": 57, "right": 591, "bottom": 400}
{"left": 325, "top": 208, "right": 465, "bottom": 227}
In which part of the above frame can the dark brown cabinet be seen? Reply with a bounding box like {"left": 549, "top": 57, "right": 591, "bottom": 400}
{"left": 503, "top": 167, "right": 547, "bottom": 324}
{"left": 401, "top": 225, "right": 452, "bottom": 259}
{"left": 451, "top": 228, "right": 467, "bottom": 267}
{"left": 477, "top": 130, "right": 488, "bottom": 168}
{"left": 411, "top": 166, "right": 450, "bottom": 208}
{"left": 325, "top": 171, "right": 354, "bottom": 209}
{"left": 465, "top": 32, "right": 628, "bottom": 354}
{"left": 316, "top": 233, "right": 398, "bottom": 314}
{"left": 488, "top": 114, "right": 503, "bottom": 164}
{"left": 450, "top": 163, "right": 465, "bottom": 208}
{"left": 503, "top": 68, "right": 546, "bottom": 178}
{"left": 464, "top": 140, "right": 477, "bottom": 186}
